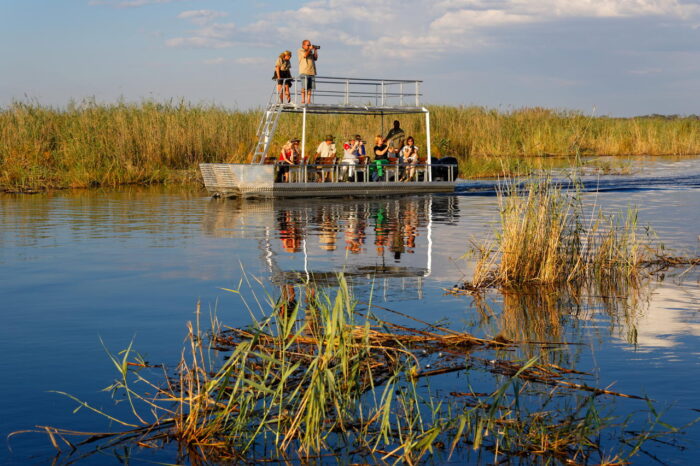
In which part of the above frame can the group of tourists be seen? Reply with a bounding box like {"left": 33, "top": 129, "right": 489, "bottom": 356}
{"left": 277, "top": 120, "right": 423, "bottom": 182}
{"left": 274, "top": 39, "right": 318, "bottom": 104}
{"left": 272, "top": 42, "right": 423, "bottom": 182}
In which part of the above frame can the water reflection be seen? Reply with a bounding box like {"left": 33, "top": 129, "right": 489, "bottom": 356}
{"left": 203, "top": 195, "right": 460, "bottom": 299}
{"left": 200, "top": 193, "right": 699, "bottom": 353}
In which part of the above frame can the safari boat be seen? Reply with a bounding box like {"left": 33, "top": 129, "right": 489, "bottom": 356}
{"left": 200, "top": 76, "right": 458, "bottom": 198}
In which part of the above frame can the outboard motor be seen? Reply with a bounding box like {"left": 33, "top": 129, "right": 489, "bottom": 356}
{"left": 440, "top": 156, "right": 459, "bottom": 181}
{"left": 429, "top": 156, "right": 443, "bottom": 181}
{"left": 433, "top": 156, "right": 459, "bottom": 181}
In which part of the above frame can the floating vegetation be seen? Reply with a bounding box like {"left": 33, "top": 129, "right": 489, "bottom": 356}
{"left": 18, "top": 277, "right": 689, "bottom": 464}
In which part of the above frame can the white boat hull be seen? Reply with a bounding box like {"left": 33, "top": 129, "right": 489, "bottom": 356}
{"left": 200, "top": 163, "right": 456, "bottom": 198}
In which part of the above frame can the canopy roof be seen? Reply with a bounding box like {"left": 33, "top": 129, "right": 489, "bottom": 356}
{"left": 281, "top": 76, "right": 428, "bottom": 115}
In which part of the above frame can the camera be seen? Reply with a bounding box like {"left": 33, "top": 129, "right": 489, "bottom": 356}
{"left": 312, "top": 45, "right": 321, "bottom": 50}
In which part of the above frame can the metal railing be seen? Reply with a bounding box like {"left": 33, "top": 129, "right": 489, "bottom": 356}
{"left": 272, "top": 161, "right": 457, "bottom": 184}
{"left": 276, "top": 76, "right": 423, "bottom": 108}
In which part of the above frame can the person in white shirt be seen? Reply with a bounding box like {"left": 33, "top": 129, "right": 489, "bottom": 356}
{"left": 314, "top": 135, "right": 336, "bottom": 181}
{"left": 399, "top": 136, "right": 419, "bottom": 181}
{"left": 341, "top": 135, "right": 365, "bottom": 181}
{"left": 315, "top": 135, "right": 336, "bottom": 159}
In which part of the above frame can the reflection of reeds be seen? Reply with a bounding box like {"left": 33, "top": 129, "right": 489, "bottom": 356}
{"left": 456, "top": 178, "right": 658, "bottom": 354}
{"left": 25, "top": 278, "right": 679, "bottom": 464}
{"left": 489, "top": 280, "right": 650, "bottom": 356}
{"left": 499, "top": 288, "right": 567, "bottom": 343}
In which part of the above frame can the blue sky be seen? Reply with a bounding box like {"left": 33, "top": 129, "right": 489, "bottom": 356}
{"left": 2, "top": 0, "right": 700, "bottom": 116}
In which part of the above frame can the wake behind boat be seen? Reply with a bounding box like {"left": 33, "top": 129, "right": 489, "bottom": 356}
{"left": 200, "top": 76, "right": 458, "bottom": 198}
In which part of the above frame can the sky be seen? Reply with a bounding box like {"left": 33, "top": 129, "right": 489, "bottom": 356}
{"left": 2, "top": 0, "right": 700, "bottom": 116}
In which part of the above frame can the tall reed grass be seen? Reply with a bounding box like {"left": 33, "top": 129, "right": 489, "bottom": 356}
{"left": 2, "top": 100, "right": 700, "bottom": 191}
{"left": 464, "top": 177, "right": 652, "bottom": 289}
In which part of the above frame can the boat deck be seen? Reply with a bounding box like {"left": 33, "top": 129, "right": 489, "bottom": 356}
{"left": 200, "top": 163, "right": 456, "bottom": 198}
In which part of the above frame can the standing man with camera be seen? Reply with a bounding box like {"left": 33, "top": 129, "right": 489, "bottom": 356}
{"left": 298, "top": 39, "right": 319, "bottom": 104}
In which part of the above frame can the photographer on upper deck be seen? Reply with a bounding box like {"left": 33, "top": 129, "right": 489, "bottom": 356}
{"left": 298, "top": 39, "right": 319, "bottom": 104}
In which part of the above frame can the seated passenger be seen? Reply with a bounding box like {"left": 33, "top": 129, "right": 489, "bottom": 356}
{"left": 399, "top": 136, "right": 419, "bottom": 181}
{"left": 315, "top": 134, "right": 336, "bottom": 159}
{"left": 278, "top": 138, "right": 300, "bottom": 182}
{"left": 371, "top": 135, "right": 389, "bottom": 181}
{"left": 315, "top": 134, "right": 336, "bottom": 181}
{"left": 385, "top": 120, "right": 405, "bottom": 157}
{"left": 341, "top": 134, "right": 365, "bottom": 181}
{"left": 373, "top": 135, "right": 388, "bottom": 160}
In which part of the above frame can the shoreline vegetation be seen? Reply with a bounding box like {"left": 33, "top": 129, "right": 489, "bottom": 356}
{"left": 2, "top": 100, "right": 700, "bottom": 192}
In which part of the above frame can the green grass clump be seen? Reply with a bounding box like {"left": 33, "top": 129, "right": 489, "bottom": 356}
{"left": 2, "top": 101, "right": 700, "bottom": 192}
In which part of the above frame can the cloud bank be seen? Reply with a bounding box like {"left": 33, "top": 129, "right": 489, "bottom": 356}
{"left": 159, "top": 0, "right": 700, "bottom": 59}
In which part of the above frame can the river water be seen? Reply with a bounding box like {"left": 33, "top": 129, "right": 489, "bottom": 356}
{"left": 1, "top": 156, "right": 699, "bottom": 464}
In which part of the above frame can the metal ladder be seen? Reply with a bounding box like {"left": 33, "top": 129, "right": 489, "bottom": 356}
{"left": 251, "top": 92, "right": 284, "bottom": 164}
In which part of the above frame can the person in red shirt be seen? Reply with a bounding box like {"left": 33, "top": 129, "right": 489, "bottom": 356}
{"left": 278, "top": 138, "right": 300, "bottom": 182}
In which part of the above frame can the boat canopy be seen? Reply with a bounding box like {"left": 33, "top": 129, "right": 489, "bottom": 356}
{"left": 280, "top": 76, "right": 427, "bottom": 115}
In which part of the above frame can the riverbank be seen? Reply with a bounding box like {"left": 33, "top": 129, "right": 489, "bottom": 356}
{"left": 2, "top": 101, "right": 699, "bottom": 192}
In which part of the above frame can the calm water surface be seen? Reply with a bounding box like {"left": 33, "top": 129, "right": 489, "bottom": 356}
{"left": 1, "top": 157, "right": 699, "bottom": 464}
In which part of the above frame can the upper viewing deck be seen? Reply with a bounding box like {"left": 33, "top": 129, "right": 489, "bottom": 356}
{"left": 275, "top": 76, "right": 427, "bottom": 115}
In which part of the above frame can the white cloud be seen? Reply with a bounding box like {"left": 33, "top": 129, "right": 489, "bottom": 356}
{"left": 368, "top": 0, "right": 700, "bottom": 57}
{"left": 431, "top": 9, "right": 533, "bottom": 31}
{"left": 168, "top": 10, "right": 236, "bottom": 49}
{"left": 163, "top": 0, "right": 700, "bottom": 57}
{"left": 178, "top": 10, "right": 229, "bottom": 26}
{"left": 434, "top": 0, "right": 699, "bottom": 19}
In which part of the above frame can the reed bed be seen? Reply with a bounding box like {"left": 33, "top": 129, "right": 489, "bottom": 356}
{"left": 22, "top": 278, "right": 679, "bottom": 464}
{"left": 2, "top": 101, "right": 700, "bottom": 192}
{"left": 456, "top": 177, "right": 655, "bottom": 291}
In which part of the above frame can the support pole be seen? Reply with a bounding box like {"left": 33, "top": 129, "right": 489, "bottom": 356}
{"left": 426, "top": 196, "right": 432, "bottom": 278}
{"left": 301, "top": 106, "right": 307, "bottom": 164}
{"left": 424, "top": 108, "right": 432, "bottom": 182}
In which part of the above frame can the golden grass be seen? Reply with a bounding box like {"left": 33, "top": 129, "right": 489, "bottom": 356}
{"left": 459, "top": 177, "right": 653, "bottom": 290}
{"left": 2, "top": 100, "right": 700, "bottom": 191}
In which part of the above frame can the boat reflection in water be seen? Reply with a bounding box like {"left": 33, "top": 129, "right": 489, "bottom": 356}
{"left": 203, "top": 195, "right": 459, "bottom": 301}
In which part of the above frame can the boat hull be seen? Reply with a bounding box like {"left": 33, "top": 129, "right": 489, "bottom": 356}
{"left": 200, "top": 163, "right": 455, "bottom": 198}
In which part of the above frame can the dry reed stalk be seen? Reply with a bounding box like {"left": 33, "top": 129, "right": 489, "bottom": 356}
{"left": 457, "top": 177, "right": 656, "bottom": 291}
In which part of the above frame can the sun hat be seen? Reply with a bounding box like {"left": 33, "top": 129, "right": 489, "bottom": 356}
{"left": 324, "top": 134, "right": 334, "bottom": 141}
